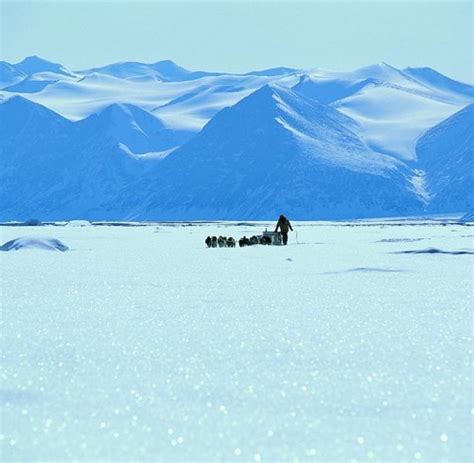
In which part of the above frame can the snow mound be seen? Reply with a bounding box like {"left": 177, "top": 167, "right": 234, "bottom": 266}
{"left": 0, "top": 237, "right": 69, "bottom": 252}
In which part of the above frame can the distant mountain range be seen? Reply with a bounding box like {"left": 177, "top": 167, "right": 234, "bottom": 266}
{"left": 0, "top": 56, "right": 472, "bottom": 220}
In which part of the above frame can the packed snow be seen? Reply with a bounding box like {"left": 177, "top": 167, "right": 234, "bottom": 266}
{"left": 1, "top": 221, "right": 472, "bottom": 461}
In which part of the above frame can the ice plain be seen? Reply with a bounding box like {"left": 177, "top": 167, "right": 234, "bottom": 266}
{"left": 0, "top": 221, "right": 473, "bottom": 461}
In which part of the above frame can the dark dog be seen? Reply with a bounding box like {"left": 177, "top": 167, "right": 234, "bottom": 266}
{"left": 207, "top": 236, "right": 236, "bottom": 248}
{"left": 249, "top": 235, "right": 259, "bottom": 246}
{"left": 260, "top": 235, "right": 272, "bottom": 245}
{"left": 239, "top": 236, "right": 250, "bottom": 247}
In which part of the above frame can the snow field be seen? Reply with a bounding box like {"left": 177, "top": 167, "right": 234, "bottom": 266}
{"left": 0, "top": 222, "right": 472, "bottom": 461}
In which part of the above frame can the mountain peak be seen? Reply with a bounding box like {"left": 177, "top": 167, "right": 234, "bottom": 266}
{"left": 215, "top": 83, "right": 287, "bottom": 116}
{"left": 96, "top": 102, "right": 163, "bottom": 124}
{"left": 0, "top": 96, "right": 70, "bottom": 125}
{"left": 79, "top": 103, "right": 169, "bottom": 154}
{"left": 98, "top": 102, "right": 136, "bottom": 116}
{"left": 150, "top": 60, "right": 192, "bottom": 79}
{"left": 1, "top": 94, "right": 48, "bottom": 112}
{"left": 18, "top": 55, "right": 52, "bottom": 64}
{"left": 352, "top": 62, "right": 400, "bottom": 77}
{"left": 0, "top": 95, "right": 71, "bottom": 142}
{"left": 239, "top": 83, "right": 333, "bottom": 112}
{"left": 16, "top": 55, "right": 61, "bottom": 70}
{"left": 1, "top": 94, "right": 28, "bottom": 106}
{"left": 153, "top": 59, "right": 179, "bottom": 66}
{"left": 14, "top": 55, "right": 75, "bottom": 78}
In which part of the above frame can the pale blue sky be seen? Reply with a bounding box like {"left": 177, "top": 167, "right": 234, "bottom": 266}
{"left": 1, "top": 0, "right": 472, "bottom": 83}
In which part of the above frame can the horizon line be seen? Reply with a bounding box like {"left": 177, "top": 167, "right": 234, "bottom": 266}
{"left": 2, "top": 54, "right": 473, "bottom": 85}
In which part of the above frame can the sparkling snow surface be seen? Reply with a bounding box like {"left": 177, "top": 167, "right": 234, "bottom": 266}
{"left": 1, "top": 222, "right": 473, "bottom": 461}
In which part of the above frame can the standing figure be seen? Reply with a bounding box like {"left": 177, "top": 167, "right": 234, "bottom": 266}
{"left": 275, "top": 214, "right": 293, "bottom": 245}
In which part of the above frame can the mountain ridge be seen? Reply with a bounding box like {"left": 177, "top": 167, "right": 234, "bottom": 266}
{"left": 0, "top": 59, "right": 472, "bottom": 220}
{"left": 110, "top": 84, "right": 423, "bottom": 221}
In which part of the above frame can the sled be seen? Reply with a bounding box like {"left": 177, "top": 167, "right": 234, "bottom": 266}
{"left": 261, "top": 230, "right": 283, "bottom": 246}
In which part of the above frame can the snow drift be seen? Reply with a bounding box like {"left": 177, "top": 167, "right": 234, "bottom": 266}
{"left": 0, "top": 237, "right": 69, "bottom": 252}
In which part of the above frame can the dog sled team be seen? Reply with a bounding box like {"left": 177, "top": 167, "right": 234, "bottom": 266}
{"left": 205, "top": 215, "right": 293, "bottom": 248}
{"left": 205, "top": 234, "right": 272, "bottom": 248}
{"left": 205, "top": 236, "right": 236, "bottom": 248}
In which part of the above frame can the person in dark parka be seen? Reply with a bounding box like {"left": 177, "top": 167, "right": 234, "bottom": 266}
{"left": 275, "top": 214, "right": 293, "bottom": 245}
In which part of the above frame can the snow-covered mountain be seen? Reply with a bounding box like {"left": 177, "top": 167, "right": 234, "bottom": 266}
{"left": 1, "top": 56, "right": 80, "bottom": 93}
{"left": 79, "top": 59, "right": 223, "bottom": 82}
{"left": 14, "top": 55, "right": 77, "bottom": 78}
{"left": 416, "top": 103, "right": 474, "bottom": 213}
{"left": 121, "top": 85, "right": 423, "bottom": 220}
{"left": 0, "top": 57, "right": 472, "bottom": 220}
{"left": 0, "top": 97, "right": 156, "bottom": 220}
{"left": 76, "top": 103, "right": 186, "bottom": 155}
